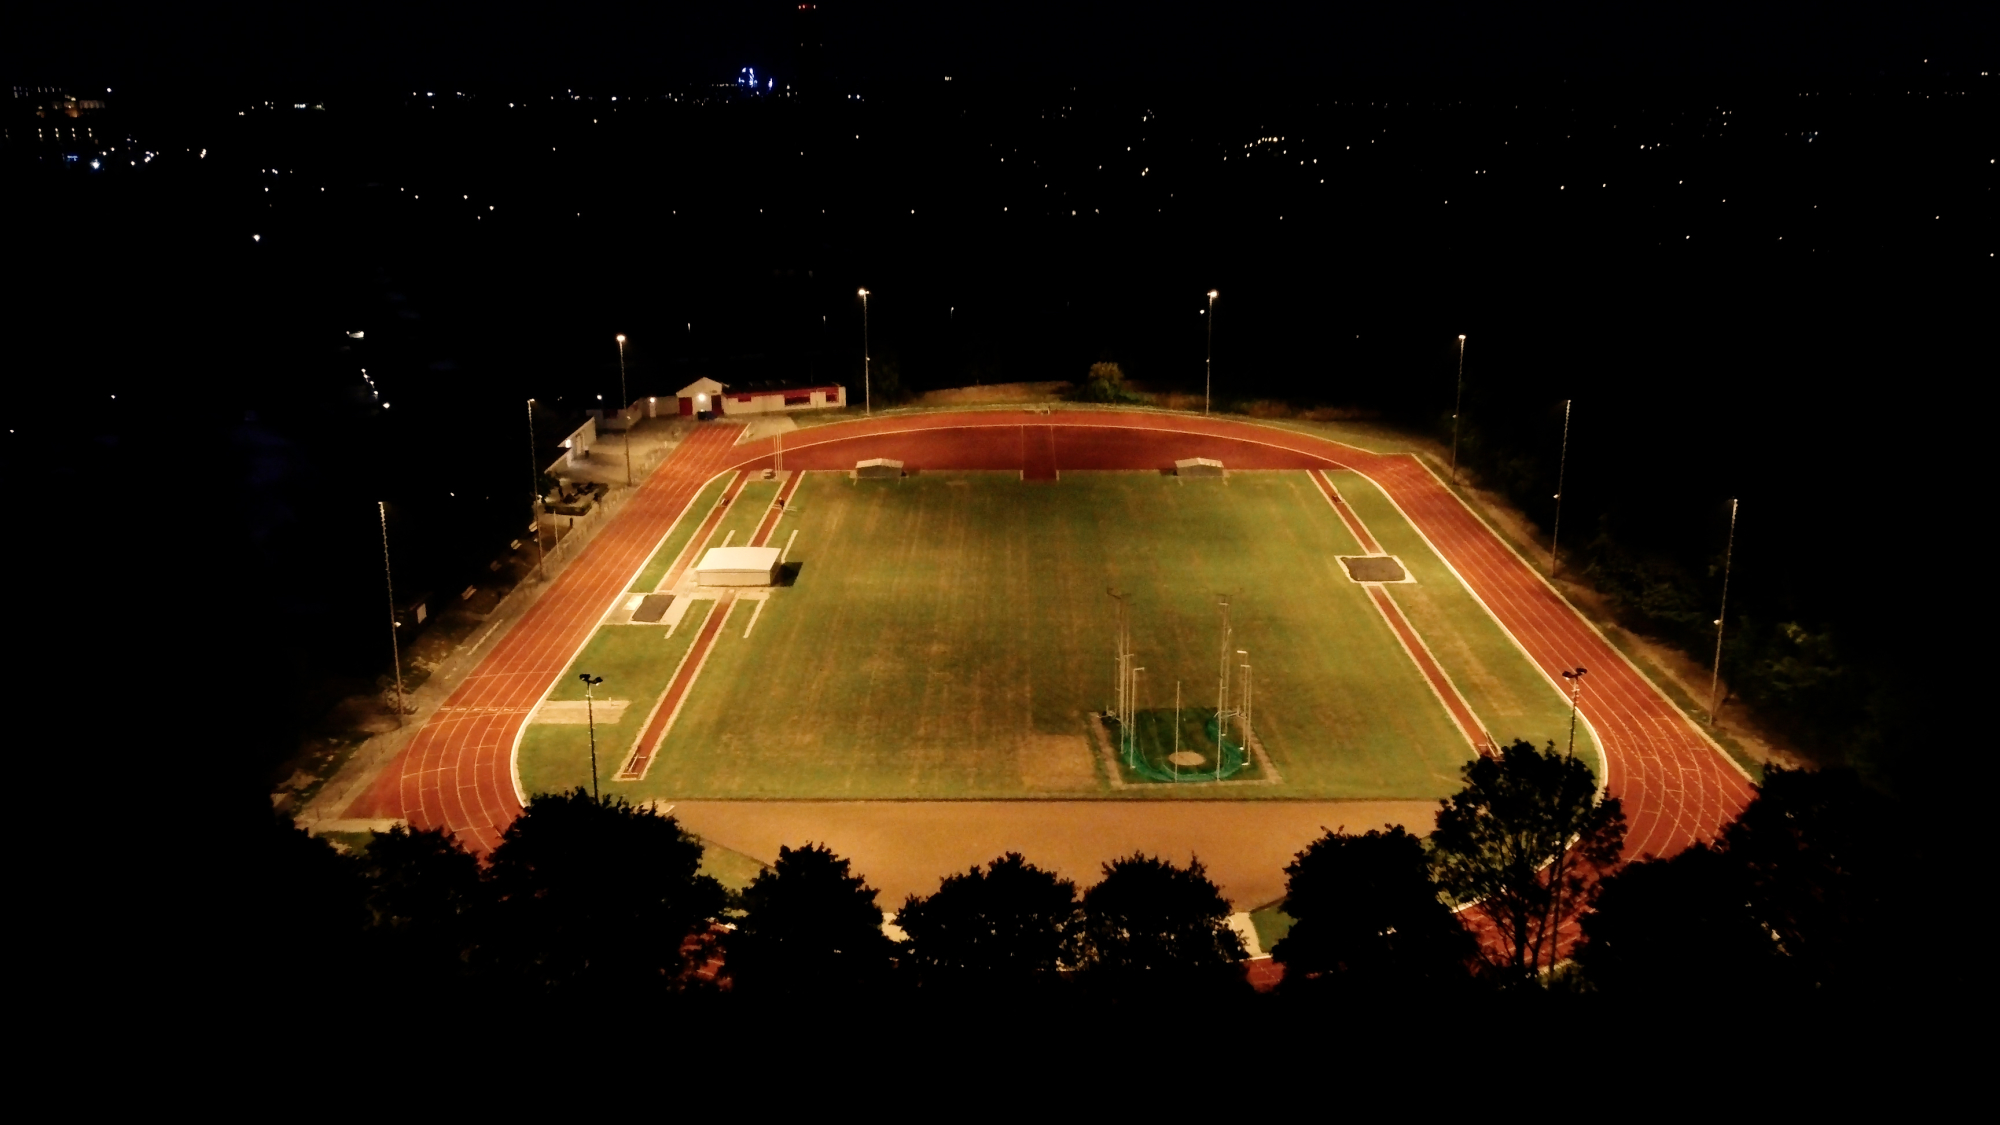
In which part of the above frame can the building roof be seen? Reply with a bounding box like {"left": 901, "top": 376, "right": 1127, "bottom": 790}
{"left": 677, "top": 377, "right": 727, "bottom": 398}
{"left": 695, "top": 546, "right": 781, "bottom": 571}
{"left": 856, "top": 457, "right": 905, "bottom": 469}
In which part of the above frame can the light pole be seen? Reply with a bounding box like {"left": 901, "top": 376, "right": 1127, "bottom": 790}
{"left": 1215, "top": 595, "right": 1232, "bottom": 781}
{"left": 379, "top": 501, "right": 406, "bottom": 718}
{"left": 1204, "top": 290, "right": 1219, "bottom": 415}
{"left": 1173, "top": 680, "right": 1182, "bottom": 783}
{"left": 579, "top": 673, "right": 605, "bottom": 800}
{"left": 1131, "top": 667, "right": 1146, "bottom": 769}
{"left": 615, "top": 334, "right": 631, "bottom": 487}
{"left": 1561, "top": 668, "right": 1587, "bottom": 758}
{"left": 1551, "top": 398, "right": 1572, "bottom": 577}
{"left": 527, "top": 398, "right": 545, "bottom": 581}
{"left": 1709, "top": 498, "right": 1739, "bottom": 723}
{"left": 1450, "top": 334, "right": 1467, "bottom": 483}
{"left": 1237, "top": 649, "right": 1251, "bottom": 762}
{"left": 858, "top": 288, "right": 872, "bottom": 416}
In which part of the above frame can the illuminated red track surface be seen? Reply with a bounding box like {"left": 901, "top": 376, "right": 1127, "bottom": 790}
{"left": 351, "top": 410, "right": 1752, "bottom": 861}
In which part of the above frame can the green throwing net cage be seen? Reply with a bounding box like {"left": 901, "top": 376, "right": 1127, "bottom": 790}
{"left": 1114, "top": 707, "right": 1252, "bottom": 783}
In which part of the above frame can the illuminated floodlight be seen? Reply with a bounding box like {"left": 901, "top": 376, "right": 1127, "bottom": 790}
{"left": 615, "top": 334, "right": 626, "bottom": 343}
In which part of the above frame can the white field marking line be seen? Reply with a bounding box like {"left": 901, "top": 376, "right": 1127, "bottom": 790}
{"left": 614, "top": 598, "right": 720, "bottom": 777}
{"left": 779, "top": 528, "right": 798, "bottom": 564}
{"left": 621, "top": 594, "right": 740, "bottom": 781}
{"left": 742, "top": 597, "right": 767, "bottom": 638}
{"left": 1404, "top": 454, "right": 1752, "bottom": 784}
{"left": 507, "top": 458, "right": 740, "bottom": 805}
{"left": 1345, "top": 463, "right": 1614, "bottom": 791}
{"left": 1364, "top": 587, "right": 1486, "bottom": 754}
{"left": 719, "top": 529, "right": 736, "bottom": 547}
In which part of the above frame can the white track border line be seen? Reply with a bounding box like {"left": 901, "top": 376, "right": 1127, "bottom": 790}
{"left": 507, "top": 465, "right": 741, "bottom": 806}
{"left": 1339, "top": 464, "right": 1613, "bottom": 790}
{"left": 742, "top": 597, "right": 767, "bottom": 638}
{"left": 621, "top": 595, "right": 740, "bottom": 782}
{"left": 1404, "top": 454, "right": 1752, "bottom": 783}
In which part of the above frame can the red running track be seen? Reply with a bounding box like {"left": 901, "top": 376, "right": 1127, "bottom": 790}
{"left": 350, "top": 410, "right": 1752, "bottom": 860}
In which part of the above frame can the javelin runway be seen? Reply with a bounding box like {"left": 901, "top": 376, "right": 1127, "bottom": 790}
{"left": 348, "top": 409, "right": 1753, "bottom": 866}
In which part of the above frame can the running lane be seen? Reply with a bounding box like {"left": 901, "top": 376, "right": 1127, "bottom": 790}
{"left": 347, "top": 423, "right": 747, "bottom": 852}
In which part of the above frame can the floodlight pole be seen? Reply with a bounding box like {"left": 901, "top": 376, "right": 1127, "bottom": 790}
{"left": 580, "top": 673, "right": 604, "bottom": 800}
{"left": 1449, "top": 334, "right": 1466, "bottom": 484}
{"left": 1238, "top": 650, "right": 1251, "bottom": 757}
{"left": 1132, "top": 668, "right": 1145, "bottom": 769}
{"left": 1709, "top": 499, "right": 1739, "bottom": 723}
{"left": 616, "top": 334, "right": 632, "bottom": 487}
{"left": 1204, "top": 290, "right": 1218, "bottom": 415}
{"left": 1551, "top": 398, "right": 1571, "bottom": 577}
{"left": 1174, "top": 680, "right": 1182, "bottom": 783}
{"left": 527, "top": 398, "right": 545, "bottom": 581}
{"left": 1216, "top": 596, "right": 1232, "bottom": 781}
{"left": 1562, "top": 668, "right": 1587, "bottom": 758}
{"left": 379, "top": 501, "right": 406, "bottom": 718}
{"left": 859, "top": 288, "right": 872, "bottom": 416}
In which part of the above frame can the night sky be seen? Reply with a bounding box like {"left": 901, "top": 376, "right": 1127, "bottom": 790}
{"left": 10, "top": 2, "right": 1993, "bottom": 91}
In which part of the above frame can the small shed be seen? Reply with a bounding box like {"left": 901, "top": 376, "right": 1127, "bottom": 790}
{"left": 677, "top": 378, "right": 727, "bottom": 417}
{"left": 1175, "top": 457, "right": 1225, "bottom": 477}
{"left": 694, "top": 546, "right": 782, "bottom": 587}
{"left": 855, "top": 457, "right": 905, "bottom": 479}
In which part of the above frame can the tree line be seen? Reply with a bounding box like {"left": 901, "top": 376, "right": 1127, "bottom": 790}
{"left": 246, "top": 741, "right": 1939, "bottom": 1008}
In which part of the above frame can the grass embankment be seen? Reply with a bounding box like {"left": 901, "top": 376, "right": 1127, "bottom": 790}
{"left": 619, "top": 470, "right": 1508, "bottom": 801}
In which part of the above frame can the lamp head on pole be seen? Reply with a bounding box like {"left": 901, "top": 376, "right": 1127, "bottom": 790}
{"left": 1207, "top": 290, "right": 1218, "bottom": 300}
{"left": 858, "top": 288, "right": 869, "bottom": 298}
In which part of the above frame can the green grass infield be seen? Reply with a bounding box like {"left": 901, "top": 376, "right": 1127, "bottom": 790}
{"left": 510, "top": 469, "right": 1592, "bottom": 803}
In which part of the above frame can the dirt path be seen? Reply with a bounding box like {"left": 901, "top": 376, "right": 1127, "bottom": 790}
{"left": 665, "top": 799, "right": 1441, "bottom": 908}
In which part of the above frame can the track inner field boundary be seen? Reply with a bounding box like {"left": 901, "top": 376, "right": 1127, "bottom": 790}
{"left": 367, "top": 408, "right": 1752, "bottom": 866}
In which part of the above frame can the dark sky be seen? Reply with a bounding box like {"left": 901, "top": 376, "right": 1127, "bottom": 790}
{"left": 10, "top": 2, "right": 1993, "bottom": 92}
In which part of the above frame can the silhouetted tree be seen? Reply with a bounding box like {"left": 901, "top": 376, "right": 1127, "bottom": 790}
{"left": 895, "top": 852, "right": 1079, "bottom": 988}
{"left": 728, "top": 843, "right": 895, "bottom": 996}
{"left": 1070, "top": 360, "right": 1132, "bottom": 403}
{"left": 236, "top": 814, "right": 367, "bottom": 990}
{"left": 484, "top": 789, "right": 725, "bottom": 994}
{"left": 1077, "top": 854, "right": 1246, "bottom": 990}
{"left": 1581, "top": 766, "right": 1937, "bottom": 997}
{"left": 1430, "top": 740, "right": 1625, "bottom": 981}
{"left": 359, "top": 825, "right": 491, "bottom": 985}
{"left": 1575, "top": 841, "right": 1778, "bottom": 995}
{"left": 1272, "top": 826, "right": 1475, "bottom": 994}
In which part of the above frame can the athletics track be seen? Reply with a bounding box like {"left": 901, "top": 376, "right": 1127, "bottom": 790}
{"left": 348, "top": 410, "right": 1754, "bottom": 863}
